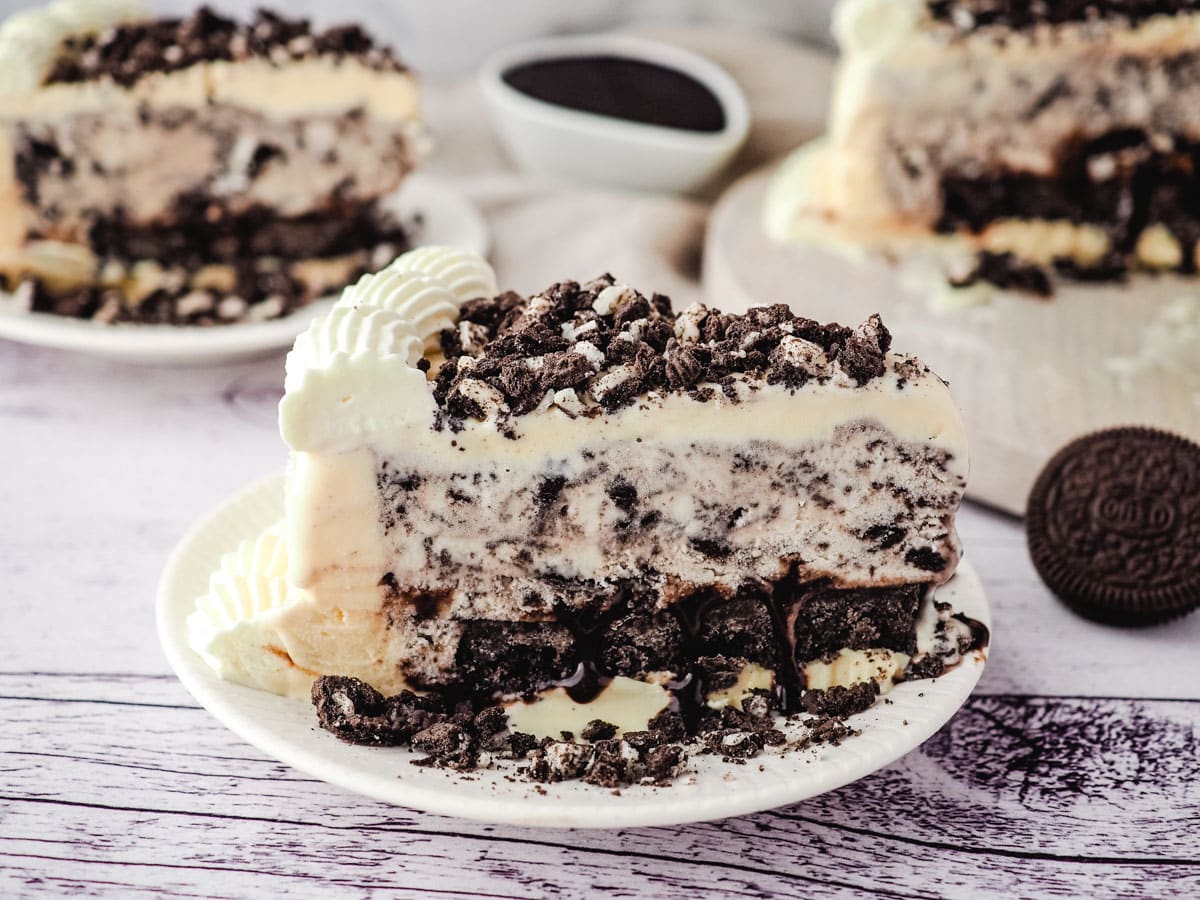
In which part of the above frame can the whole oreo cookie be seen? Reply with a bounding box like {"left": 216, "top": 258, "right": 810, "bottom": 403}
{"left": 1026, "top": 427, "right": 1200, "bottom": 625}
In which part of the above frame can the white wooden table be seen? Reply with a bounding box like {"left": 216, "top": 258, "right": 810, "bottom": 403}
{"left": 2, "top": 334, "right": 1199, "bottom": 899}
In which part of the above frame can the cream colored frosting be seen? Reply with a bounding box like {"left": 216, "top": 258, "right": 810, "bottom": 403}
{"left": 335, "top": 269, "right": 461, "bottom": 343}
{"left": 705, "top": 663, "right": 775, "bottom": 711}
{"left": 279, "top": 246, "right": 493, "bottom": 451}
{"left": 207, "top": 57, "right": 421, "bottom": 122}
{"left": 805, "top": 649, "right": 910, "bottom": 694}
{"left": 504, "top": 678, "right": 672, "bottom": 741}
{"left": 186, "top": 523, "right": 315, "bottom": 696}
{"left": 387, "top": 245, "right": 499, "bottom": 302}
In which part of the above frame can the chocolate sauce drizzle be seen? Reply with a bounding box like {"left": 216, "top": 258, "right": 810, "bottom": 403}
{"left": 400, "top": 571, "right": 988, "bottom": 733}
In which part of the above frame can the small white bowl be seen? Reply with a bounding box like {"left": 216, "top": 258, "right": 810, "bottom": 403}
{"left": 479, "top": 34, "right": 751, "bottom": 194}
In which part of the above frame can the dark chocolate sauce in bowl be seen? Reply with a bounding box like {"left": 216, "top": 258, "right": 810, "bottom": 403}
{"left": 502, "top": 55, "right": 726, "bottom": 133}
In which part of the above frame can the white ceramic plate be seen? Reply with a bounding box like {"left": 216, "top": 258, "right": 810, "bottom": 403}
{"left": 158, "top": 473, "right": 992, "bottom": 829}
{"left": 0, "top": 175, "right": 489, "bottom": 366}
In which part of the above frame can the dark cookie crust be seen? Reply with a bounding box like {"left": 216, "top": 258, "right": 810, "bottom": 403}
{"left": 1026, "top": 427, "right": 1200, "bottom": 624}
{"left": 938, "top": 125, "right": 1200, "bottom": 291}
{"left": 82, "top": 196, "right": 412, "bottom": 268}
{"left": 802, "top": 682, "right": 881, "bottom": 718}
{"left": 45, "top": 7, "right": 406, "bottom": 88}
{"left": 434, "top": 275, "right": 895, "bottom": 426}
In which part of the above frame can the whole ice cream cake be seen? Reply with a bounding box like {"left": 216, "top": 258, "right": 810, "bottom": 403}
{"left": 0, "top": 1, "right": 423, "bottom": 324}
{"left": 189, "top": 247, "right": 986, "bottom": 762}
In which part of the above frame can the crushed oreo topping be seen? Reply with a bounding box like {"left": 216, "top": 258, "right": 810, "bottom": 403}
{"left": 433, "top": 275, "right": 902, "bottom": 430}
{"left": 927, "top": 1, "right": 1200, "bottom": 34}
{"left": 45, "top": 7, "right": 406, "bottom": 88}
{"left": 802, "top": 682, "right": 881, "bottom": 718}
{"left": 580, "top": 719, "right": 619, "bottom": 742}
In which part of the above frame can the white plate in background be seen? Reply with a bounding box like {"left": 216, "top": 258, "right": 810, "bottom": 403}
{"left": 0, "top": 175, "right": 489, "bottom": 366}
{"left": 158, "top": 472, "right": 992, "bottom": 829}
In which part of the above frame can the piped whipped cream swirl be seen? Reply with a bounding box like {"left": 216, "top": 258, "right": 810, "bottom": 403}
{"left": 280, "top": 246, "right": 495, "bottom": 451}
{"left": 185, "top": 522, "right": 302, "bottom": 693}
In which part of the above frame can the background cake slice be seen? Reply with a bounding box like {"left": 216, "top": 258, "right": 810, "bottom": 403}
{"left": 766, "top": 0, "right": 1200, "bottom": 290}
{"left": 189, "top": 246, "right": 983, "bottom": 743}
{"left": 0, "top": 2, "right": 424, "bottom": 324}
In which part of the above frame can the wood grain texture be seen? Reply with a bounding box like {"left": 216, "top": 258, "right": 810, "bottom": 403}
{"left": 2, "top": 676, "right": 1198, "bottom": 898}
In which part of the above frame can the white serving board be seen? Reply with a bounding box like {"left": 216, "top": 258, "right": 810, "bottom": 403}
{"left": 704, "top": 166, "right": 1200, "bottom": 516}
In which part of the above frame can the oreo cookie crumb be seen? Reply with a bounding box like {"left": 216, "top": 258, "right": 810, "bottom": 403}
{"left": 312, "top": 676, "right": 445, "bottom": 746}
{"left": 433, "top": 274, "right": 900, "bottom": 430}
{"left": 411, "top": 723, "right": 476, "bottom": 770}
{"left": 528, "top": 741, "right": 593, "bottom": 783}
{"left": 45, "top": 7, "right": 406, "bottom": 88}
{"left": 704, "top": 729, "right": 766, "bottom": 761}
{"left": 583, "top": 739, "right": 643, "bottom": 787}
{"left": 643, "top": 744, "right": 687, "bottom": 783}
{"left": 580, "top": 719, "right": 618, "bottom": 742}
{"left": 798, "top": 716, "right": 857, "bottom": 748}
{"left": 802, "top": 682, "right": 881, "bottom": 718}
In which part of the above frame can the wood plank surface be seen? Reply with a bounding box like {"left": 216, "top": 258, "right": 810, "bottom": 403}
{"left": 2, "top": 675, "right": 1198, "bottom": 898}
